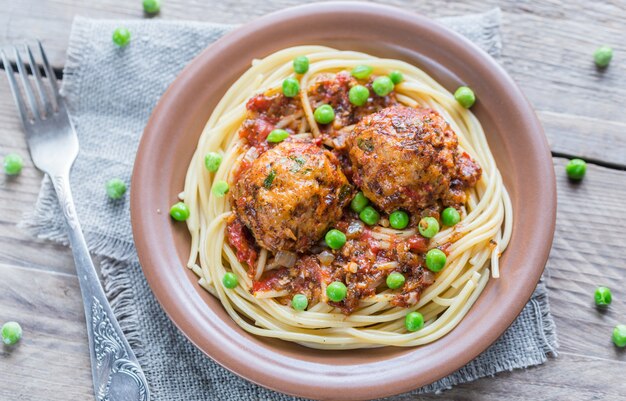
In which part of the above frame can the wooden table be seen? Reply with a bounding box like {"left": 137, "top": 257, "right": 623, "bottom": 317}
{"left": 1, "top": 1, "right": 625, "bottom": 400}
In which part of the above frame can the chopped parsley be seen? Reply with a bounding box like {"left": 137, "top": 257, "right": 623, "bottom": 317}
{"left": 289, "top": 155, "right": 307, "bottom": 172}
{"left": 339, "top": 184, "right": 352, "bottom": 200}
{"left": 263, "top": 169, "right": 276, "bottom": 189}
{"left": 357, "top": 138, "right": 374, "bottom": 152}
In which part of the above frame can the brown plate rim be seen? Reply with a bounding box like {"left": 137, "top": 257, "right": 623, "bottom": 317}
{"left": 131, "top": 2, "right": 556, "bottom": 400}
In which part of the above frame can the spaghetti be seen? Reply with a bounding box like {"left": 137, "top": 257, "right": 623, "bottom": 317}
{"left": 180, "top": 46, "right": 512, "bottom": 349}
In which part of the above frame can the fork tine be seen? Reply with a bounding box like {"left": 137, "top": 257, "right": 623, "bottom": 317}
{"left": 38, "top": 40, "right": 59, "bottom": 98}
{"left": 14, "top": 47, "right": 40, "bottom": 119}
{"left": 1, "top": 50, "right": 30, "bottom": 126}
{"left": 26, "top": 44, "right": 52, "bottom": 117}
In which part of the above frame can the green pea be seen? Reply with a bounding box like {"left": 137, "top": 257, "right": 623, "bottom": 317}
{"left": 359, "top": 206, "right": 380, "bottom": 226}
{"left": 105, "top": 178, "right": 127, "bottom": 200}
{"left": 266, "top": 129, "right": 290, "bottom": 143}
{"left": 143, "top": 0, "right": 161, "bottom": 14}
{"left": 169, "top": 202, "right": 190, "bottom": 221}
{"left": 351, "top": 65, "right": 373, "bottom": 79}
{"left": 350, "top": 191, "right": 370, "bottom": 213}
{"left": 425, "top": 249, "right": 446, "bottom": 272}
{"left": 594, "top": 46, "right": 613, "bottom": 68}
{"left": 348, "top": 85, "right": 369, "bottom": 106}
{"left": 612, "top": 324, "right": 626, "bottom": 348}
{"left": 325, "top": 229, "right": 346, "bottom": 250}
{"left": 418, "top": 217, "right": 439, "bottom": 238}
{"left": 389, "top": 71, "right": 404, "bottom": 84}
{"left": 282, "top": 77, "right": 300, "bottom": 98}
{"left": 326, "top": 281, "right": 347, "bottom": 302}
{"left": 293, "top": 56, "right": 309, "bottom": 74}
{"left": 441, "top": 207, "right": 461, "bottom": 227}
{"left": 314, "top": 104, "right": 335, "bottom": 124}
{"left": 372, "top": 76, "right": 394, "bottom": 96}
{"left": 3, "top": 153, "right": 23, "bottom": 175}
{"left": 389, "top": 210, "right": 409, "bottom": 229}
{"left": 112, "top": 27, "right": 131, "bottom": 47}
{"left": 212, "top": 180, "right": 230, "bottom": 197}
{"left": 454, "top": 86, "right": 475, "bottom": 108}
{"left": 594, "top": 286, "right": 612, "bottom": 307}
{"left": 405, "top": 311, "right": 424, "bottom": 332}
{"left": 222, "top": 272, "right": 239, "bottom": 289}
{"left": 386, "top": 272, "right": 405, "bottom": 289}
{"left": 1, "top": 321, "right": 22, "bottom": 345}
{"left": 566, "top": 159, "right": 586, "bottom": 180}
{"left": 204, "top": 152, "right": 223, "bottom": 172}
{"left": 291, "top": 294, "right": 309, "bottom": 311}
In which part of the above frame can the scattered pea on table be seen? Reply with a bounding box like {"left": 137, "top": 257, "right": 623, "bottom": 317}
{"left": 112, "top": 27, "right": 131, "bottom": 47}
{"left": 105, "top": 178, "right": 126, "bottom": 200}
{"left": 1, "top": 321, "right": 22, "bottom": 345}
{"left": 3, "top": 153, "right": 23, "bottom": 175}
{"left": 594, "top": 45, "right": 613, "bottom": 68}
{"left": 594, "top": 286, "right": 612, "bottom": 307}
{"left": 566, "top": 159, "right": 586, "bottom": 180}
{"left": 612, "top": 325, "right": 626, "bottom": 348}
{"left": 142, "top": 0, "right": 161, "bottom": 14}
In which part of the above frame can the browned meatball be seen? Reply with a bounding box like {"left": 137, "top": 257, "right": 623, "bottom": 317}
{"left": 348, "top": 105, "right": 482, "bottom": 214}
{"left": 231, "top": 141, "right": 352, "bottom": 253}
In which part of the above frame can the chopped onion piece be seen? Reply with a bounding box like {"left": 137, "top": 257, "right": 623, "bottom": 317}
{"left": 317, "top": 250, "right": 335, "bottom": 266}
{"left": 267, "top": 250, "right": 296, "bottom": 269}
{"left": 374, "top": 261, "right": 399, "bottom": 270}
{"left": 346, "top": 220, "right": 364, "bottom": 238}
{"left": 423, "top": 270, "right": 435, "bottom": 285}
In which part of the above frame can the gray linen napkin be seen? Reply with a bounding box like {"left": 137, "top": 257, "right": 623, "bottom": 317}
{"left": 21, "top": 8, "right": 558, "bottom": 400}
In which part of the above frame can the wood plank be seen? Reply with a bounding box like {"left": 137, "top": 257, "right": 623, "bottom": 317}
{"left": 0, "top": 264, "right": 93, "bottom": 401}
{"left": 0, "top": 75, "right": 77, "bottom": 275}
{"left": 1, "top": 1, "right": 626, "bottom": 398}
{"left": 545, "top": 159, "right": 626, "bottom": 361}
{"left": 413, "top": 352, "right": 626, "bottom": 400}
{"left": 2, "top": 0, "right": 624, "bottom": 166}
{"left": 1, "top": 156, "right": 625, "bottom": 400}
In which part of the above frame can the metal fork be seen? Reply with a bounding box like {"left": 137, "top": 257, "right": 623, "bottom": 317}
{"left": 2, "top": 43, "right": 149, "bottom": 401}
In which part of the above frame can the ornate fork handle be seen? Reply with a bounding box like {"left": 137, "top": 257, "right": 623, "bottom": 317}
{"left": 52, "top": 172, "right": 150, "bottom": 401}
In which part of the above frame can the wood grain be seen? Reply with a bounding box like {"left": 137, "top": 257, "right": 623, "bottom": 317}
{"left": 1, "top": 1, "right": 626, "bottom": 400}
{"left": 2, "top": 0, "right": 626, "bottom": 166}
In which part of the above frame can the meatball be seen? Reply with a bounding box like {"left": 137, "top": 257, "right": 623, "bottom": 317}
{"left": 347, "top": 105, "right": 481, "bottom": 214}
{"left": 231, "top": 141, "right": 352, "bottom": 253}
